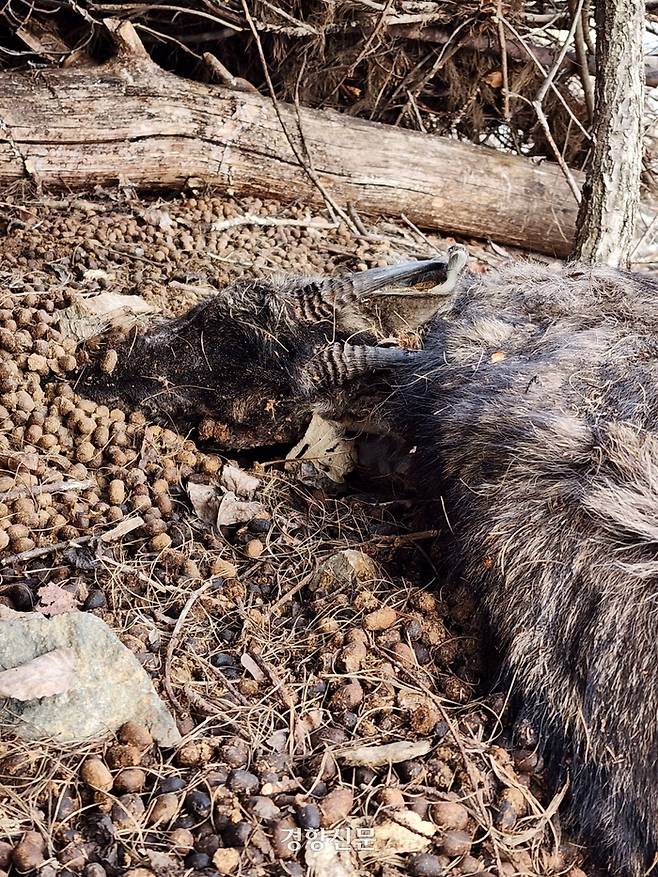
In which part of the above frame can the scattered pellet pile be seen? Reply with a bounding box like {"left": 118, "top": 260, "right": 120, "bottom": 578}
{"left": 0, "top": 192, "right": 585, "bottom": 877}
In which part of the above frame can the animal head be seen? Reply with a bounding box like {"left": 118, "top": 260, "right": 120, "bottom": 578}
{"left": 81, "top": 247, "right": 468, "bottom": 448}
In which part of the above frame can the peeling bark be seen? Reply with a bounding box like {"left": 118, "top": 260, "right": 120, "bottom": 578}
{"left": 572, "top": 0, "right": 644, "bottom": 267}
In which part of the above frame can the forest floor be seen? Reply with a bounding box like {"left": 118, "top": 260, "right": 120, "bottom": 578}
{"left": 0, "top": 189, "right": 587, "bottom": 877}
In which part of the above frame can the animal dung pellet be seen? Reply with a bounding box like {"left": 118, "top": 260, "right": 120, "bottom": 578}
{"left": 245, "top": 538, "right": 264, "bottom": 558}
{"left": 319, "top": 787, "right": 354, "bottom": 826}
{"left": 430, "top": 801, "right": 469, "bottom": 830}
{"left": 147, "top": 793, "right": 179, "bottom": 826}
{"left": 106, "top": 743, "right": 142, "bottom": 769}
{"left": 118, "top": 721, "right": 153, "bottom": 750}
{"left": 11, "top": 831, "right": 46, "bottom": 872}
{"left": 101, "top": 349, "right": 118, "bottom": 374}
{"left": 113, "top": 768, "right": 146, "bottom": 794}
{"left": 363, "top": 605, "right": 397, "bottom": 631}
{"left": 440, "top": 829, "right": 472, "bottom": 857}
{"left": 80, "top": 756, "right": 114, "bottom": 791}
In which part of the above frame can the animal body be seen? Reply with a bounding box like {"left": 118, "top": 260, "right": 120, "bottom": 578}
{"left": 83, "top": 253, "right": 658, "bottom": 875}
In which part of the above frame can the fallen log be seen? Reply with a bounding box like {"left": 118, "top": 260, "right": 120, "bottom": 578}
{"left": 0, "top": 22, "right": 581, "bottom": 256}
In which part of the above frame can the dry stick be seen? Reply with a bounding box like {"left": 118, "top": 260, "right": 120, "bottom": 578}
{"left": 530, "top": 0, "right": 585, "bottom": 204}
{"left": 0, "top": 534, "right": 95, "bottom": 567}
{"left": 239, "top": 0, "right": 358, "bottom": 234}
{"left": 267, "top": 567, "right": 317, "bottom": 614}
{"left": 164, "top": 580, "right": 214, "bottom": 713}
{"left": 0, "top": 478, "right": 94, "bottom": 503}
{"left": 211, "top": 214, "right": 338, "bottom": 232}
{"left": 496, "top": 0, "right": 511, "bottom": 122}
{"left": 499, "top": 15, "right": 591, "bottom": 143}
{"left": 569, "top": 0, "right": 595, "bottom": 122}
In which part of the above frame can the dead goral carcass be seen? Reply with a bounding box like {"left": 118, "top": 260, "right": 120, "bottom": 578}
{"left": 83, "top": 251, "right": 658, "bottom": 875}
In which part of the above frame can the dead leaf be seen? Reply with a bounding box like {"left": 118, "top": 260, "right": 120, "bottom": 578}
{"left": 58, "top": 292, "right": 154, "bottom": 342}
{"left": 0, "top": 648, "right": 75, "bottom": 701}
{"left": 220, "top": 464, "right": 260, "bottom": 499}
{"left": 240, "top": 652, "right": 266, "bottom": 682}
{"left": 37, "top": 583, "right": 77, "bottom": 616}
{"left": 484, "top": 69, "right": 504, "bottom": 88}
{"left": 286, "top": 414, "right": 355, "bottom": 485}
{"left": 216, "top": 492, "right": 265, "bottom": 527}
{"left": 306, "top": 835, "right": 358, "bottom": 877}
{"left": 187, "top": 481, "right": 219, "bottom": 526}
{"left": 336, "top": 739, "right": 432, "bottom": 767}
{"left": 101, "top": 515, "right": 145, "bottom": 543}
{"left": 142, "top": 207, "right": 176, "bottom": 231}
{"left": 369, "top": 810, "right": 436, "bottom": 856}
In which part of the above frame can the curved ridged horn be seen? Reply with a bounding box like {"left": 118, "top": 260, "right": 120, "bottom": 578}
{"left": 303, "top": 342, "right": 418, "bottom": 389}
{"left": 293, "top": 247, "right": 468, "bottom": 323}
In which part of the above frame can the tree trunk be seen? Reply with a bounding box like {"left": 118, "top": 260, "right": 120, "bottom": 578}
{"left": 0, "top": 22, "right": 583, "bottom": 258}
{"left": 572, "top": 0, "right": 644, "bottom": 267}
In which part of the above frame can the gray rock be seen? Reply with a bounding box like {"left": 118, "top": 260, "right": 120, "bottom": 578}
{"left": 0, "top": 607, "right": 180, "bottom": 746}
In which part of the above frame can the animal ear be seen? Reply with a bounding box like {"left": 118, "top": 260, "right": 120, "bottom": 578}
{"left": 292, "top": 245, "right": 468, "bottom": 324}
{"left": 302, "top": 342, "right": 419, "bottom": 390}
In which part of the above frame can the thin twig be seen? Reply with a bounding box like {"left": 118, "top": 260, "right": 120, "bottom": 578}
{"left": 569, "top": 0, "right": 595, "bottom": 122}
{"left": 0, "top": 479, "right": 94, "bottom": 503}
{"left": 496, "top": 0, "right": 510, "bottom": 121}
{"left": 0, "top": 534, "right": 95, "bottom": 567}
{"left": 211, "top": 214, "right": 337, "bottom": 232}
{"left": 239, "top": 0, "right": 358, "bottom": 233}
{"left": 164, "top": 580, "right": 214, "bottom": 713}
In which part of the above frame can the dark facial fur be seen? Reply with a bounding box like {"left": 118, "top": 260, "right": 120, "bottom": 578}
{"left": 81, "top": 256, "right": 461, "bottom": 448}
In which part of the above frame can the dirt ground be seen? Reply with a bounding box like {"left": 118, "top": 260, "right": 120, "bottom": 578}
{"left": 0, "top": 189, "right": 587, "bottom": 877}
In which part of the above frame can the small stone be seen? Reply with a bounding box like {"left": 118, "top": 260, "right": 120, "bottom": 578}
{"left": 12, "top": 831, "right": 45, "bottom": 871}
{"left": 228, "top": 769, "right": 259, "bottom": 795}
{"left": 81, "top": 756, "right": 113, "bottom": 791}
{"left": 118, "top": 720, "right": 153, "bottom": 750}
{"left": 159, "top": 776, "right": 187, "bottom": 793}
{"left": 430, "top": 801, "right": 469, "bottom": 831}
{"left": 245, "top": 538, "right": 263, "bottom": 558}
{"left": 148, "top": 792, "right": 180, "bottom": 826}
{"left": 212, "top": 847, "right": 241, "bottom": 875}
{"left": 320, "top": 787, "right": 354, "bottom": 826}
{"left": 411, "top": 853, "right": 444, "bottom": 877}
{"left": 83, "top": 589, "right": 106, "bottom": 610}
{"left": 54, "top": 790, "right": 79, "bottom": 821}
{"left": 114, "top": 768, "right": 146, "bottom": 793}
{"left": 441, "top": 829, "right": 472, "bottom": 857}
{"left": 363, "top": 606, "right": 397, "bottom": 631}
{"left": 295, "top": 803, "right": 321, "bottom": 829}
